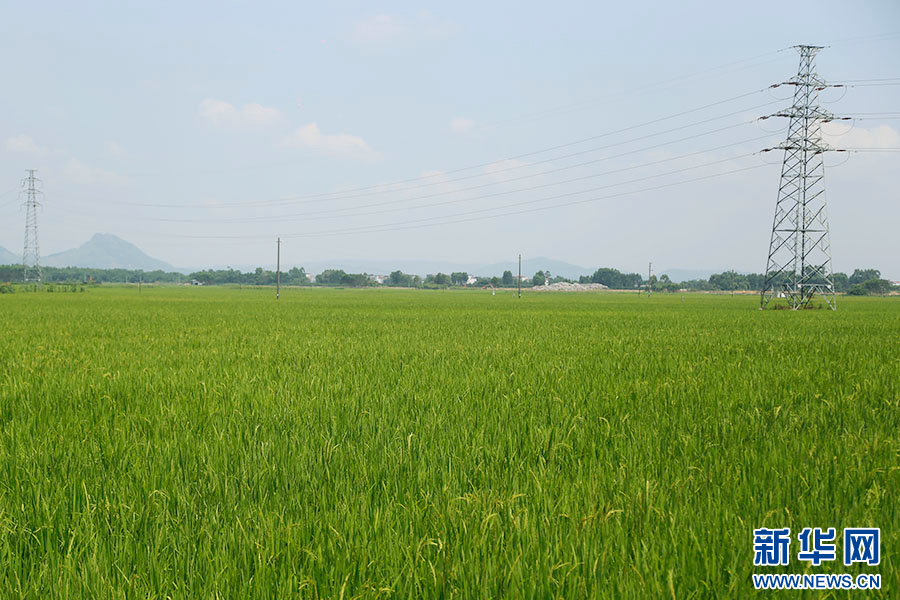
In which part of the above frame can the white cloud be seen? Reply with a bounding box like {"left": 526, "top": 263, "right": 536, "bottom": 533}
{"left": 351, "top": 12, "right": 457, "bottom": 44}
{"left": 283, "top": 123, "right": 377, "bottom": 160}
{"left": 63, "top": 158, "right": 128, "bottom": 185}
{"left": 482, "top": 158, "right": 531, "bottom": 183}
{"left": 199, "top": 99, "right": 284, "bottom": 129}
{"left": 5, "top": 134, "right": 47, "bottom": 155}
{"left": 417, "top": 11, "right": 458, "bottom": 40}
{"left": 103, "top": 140, "right": 125, "bottom": 158}
{"left": 449, "top": 117, "right": 475, "bottom": 134}
{"left": 822, "top": 123, "right": 900, "bottom": 149}
{"left": 352, "top": 14, "right": 408, "bottom": 43}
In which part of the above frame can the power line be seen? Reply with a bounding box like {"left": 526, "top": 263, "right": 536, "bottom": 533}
{"left": 284, "top": 164, "right": 769, "bottom": 240}
{"left": 837, "top": 82, "right": 900, "bottom": 87}
{"left": 825, "top": 30, "right": 900, "bottom": 46}
{"left": 104, "top": 87, "right": 775, "bottom": 211}
{"left": 99, "top": 95, "right": 781, "bottom": 212}
{"left": 89, "top": 163, "right": 773, "bottom": 250}
{"left": 115, "top": 49, "right": 794, "bottom": 181}
{"left": 142, "top": 158, "right": 766, "bottom": 241}
{"left": 112, "top": 134, "right": 776, "bottom": 226}
{"left": 485, "top": 49, "right": 789, "bottom": 128}
{"left": 267, "top": 132, "right": 771, "bottom": 222}
{"left": 254, "top": 102, "right": 780, "bottom": 210}
{"left": 0, "top": 186, "right": 22, "bottom": 209}
{"left": 831, "top": 78, "right": 900, "bottom": 83}
{"left": 26, "top": 45, "right": 893, "bottom": 254}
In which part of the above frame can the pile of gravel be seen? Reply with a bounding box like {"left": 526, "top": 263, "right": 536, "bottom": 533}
{"left": 529, "top": 282, "right": 609, "bottom": 292}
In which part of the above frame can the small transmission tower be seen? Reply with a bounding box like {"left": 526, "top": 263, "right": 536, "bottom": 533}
{"left": 22, "top": 169, "right": 43, "bottom": 284}
{"left": 760, "top": 45, "right": 847, "bottom": 310}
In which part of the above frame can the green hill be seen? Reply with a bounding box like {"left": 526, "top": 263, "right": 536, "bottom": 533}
{"left": 43, "top": 233, "right": 174, "bottom": 271}
{"left": 0, "top": 246, "right": 19, "bottom": 265}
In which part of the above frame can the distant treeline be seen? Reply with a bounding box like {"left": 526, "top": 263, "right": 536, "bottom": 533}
{"left": 576, "top": 268, "right": 644, "bottom": 289}
{"left": 676, "top": 268, "right": 894, "bottom": 295}
{"left": 0, "top": 265, "right": 185, "bottom": 284}
{"left": 0, "top": 264, "right": 893, "bottom": 295}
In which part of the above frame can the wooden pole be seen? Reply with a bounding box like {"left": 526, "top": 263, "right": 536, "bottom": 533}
{"left": 517, "top": 254, "right": 522, "bottom": 299}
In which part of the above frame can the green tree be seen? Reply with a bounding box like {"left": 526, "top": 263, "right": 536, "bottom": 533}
{"left": 584, "top": 267, "right": 642, "bottom": 289}
{"left": 281, "top": 267, "right": 306, "bottom": 285}
{"left": 450, "top": 272, "right": 468, "bottom": 286}
{"left": 651, "top": 274, "right": 679, "bottom": 293}
{"left": 388, "top": 270, "right": 412, "bottom": 287}
{"left": 532, "top": 270, "right": 546, "bottom": 287}
{"left": 340, "top": 273, "right": 369, "bottom": 287}
{"left": 433, "top": 273, "right": 451, "bottom": 286}
{"left": 708, "top": 271, "right": 751, "bottom": 291}
{"left": 316, "top": 270, "right": 346, "bottom": 285}
{"left": 746, "top": 273, "right": 765, "bottom": 290}
{"left": 831, "top": 272, "right": 849, "bottom": 293}
{"left": 850, "top": 269, "right": 880, "bottom": 285}
{"left": 501, "top": 270, "right": 514, "bottom": 286}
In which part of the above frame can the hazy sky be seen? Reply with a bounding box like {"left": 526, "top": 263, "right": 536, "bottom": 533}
{"left": 1, "top": 1, "right": 898, "bottom": 277}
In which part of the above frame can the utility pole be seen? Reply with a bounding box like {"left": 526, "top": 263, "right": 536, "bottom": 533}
{"left": 517, "top": 254, "right": 522, "bottom": 299}
{"left": 276, "top": 237, "right": 281, "bottom": 300}
{"left": 647, "top": 262, "right": 652, "bottom": 297}
{"left": 731, "top": 270, "right": 734, "bottom": 297}
{"left": 22, "top": 170, "right": 42, "bottom": 284}
{"left": 760, "top": 45, "right": 846, "bottom": 310}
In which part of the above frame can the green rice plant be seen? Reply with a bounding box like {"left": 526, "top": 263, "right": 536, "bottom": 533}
{"left": 0, "top": 287, "right": 897, "bottom": 598}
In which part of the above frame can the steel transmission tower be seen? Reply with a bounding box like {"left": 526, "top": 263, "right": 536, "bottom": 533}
{"left": 760, "top": 45, "right": 847, "bottom": 310}
{"left": 22, "top": 170, "right": 43, "bottom": 284}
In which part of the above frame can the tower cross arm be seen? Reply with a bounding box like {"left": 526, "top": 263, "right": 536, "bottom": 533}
{"left": 771, "top": 78, "right": 844, "bottom": 90}
{"left": 759, "top": 108, "right": 849, "bottom": 122}
{"left": 761, "top": 142, "right": 847, "bottom": 153}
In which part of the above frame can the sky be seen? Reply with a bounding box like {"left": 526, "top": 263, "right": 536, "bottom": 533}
{"left": 0, "top": 1, "right": 898, "bottom": 278}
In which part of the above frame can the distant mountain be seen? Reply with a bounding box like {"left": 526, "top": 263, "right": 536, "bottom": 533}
{"left": 43, "top": 233, "right": 175, "bottom": 271}
{"left": 475, "top": 257, "right": 591, "bottom": 279}
{"left": 0, "top": 246, "right": 19, "bottom": 265}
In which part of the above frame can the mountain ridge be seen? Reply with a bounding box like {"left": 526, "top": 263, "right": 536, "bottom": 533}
{"left": 2, "top": 236, "right": 750, "bottom": 282}
{"left": 0, "top": 246, "right": 18, "bottom": 265}
{"left": 42, "top": 233, "right": 175, "bottom": 271}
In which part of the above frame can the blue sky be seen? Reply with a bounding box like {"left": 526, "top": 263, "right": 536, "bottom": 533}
{"left": 1, "top": 1, "right": 898, "bottom": 277}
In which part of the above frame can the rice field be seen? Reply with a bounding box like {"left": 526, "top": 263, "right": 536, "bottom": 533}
{"left": 0, "top": 287, "right": 897, "bottom": 598}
